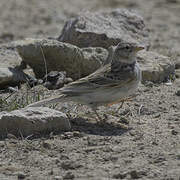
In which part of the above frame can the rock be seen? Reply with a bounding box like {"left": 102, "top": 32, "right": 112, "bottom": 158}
{"left": 137, "top": 50, "right": 175, "bottom": 83}
{"left": 16, "top": 38, "right": 174, "bottom": 84}
{"left": 129, "top": 170, "right": 147, "bottom": 179}
{"left": 119, "top": 116, "right": 129, "bottom": 124}
{"left": 61, "top": 160, "right": 82, "bottom": 170}
{"left": 0, "top": 43, "right": 28, "bottom": 89}
{"left": 0, "top": 43, "right": 22, "bottom": 68}
{"left": 42, "top": 141, "right": 51, "bottom": 149}
{"left": 166, "top": 0, "right": 179, "bottom": 4}
{"left": 24, "top": 74, "right": 40, "bottom": 88}
{"left": 112, "top": 172, "right": 127, "bottom": 179}
{"left": 58, "top": 9, "right": 150, "bottom": 49}
{"left": 43, "top": 71, "right": 73, "bottom": 90}
{"left": 175, "top": 69, "right": 180, "bottom": 78}
{"left": 17, "top": 172, "right": 26, "bottom": 179}
{"left": 0, "top": 107, "right": 71, "bottom": 137}
{"left": 63, "top": 172, "right": 75, "bottom": 179}
{"left": 175, "top": 90, "right": 180, "bottom": 96}
{"left": 16, "top": 38, "right": 108, "bottom": 80}
{"left": 171, "top": 129, "right": 178, "bottom": 135}
{"left": 174, "top": 59, "right": 180, "bottom": 69}
{"left": 54, "top": 176, "right": 62, "bottom": 180}
{"left": 130, "top": 170, "right": 140, "bottom": 179}
{"left": 0, "top": 67, "right": 28, "bottom": 89}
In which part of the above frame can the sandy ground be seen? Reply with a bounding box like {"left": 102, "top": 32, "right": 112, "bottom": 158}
{"left": 0, "top": 0, "right": 180, "bottom": 179}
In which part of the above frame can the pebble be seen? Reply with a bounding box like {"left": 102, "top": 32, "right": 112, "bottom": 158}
{"left": 17, "top": 172, "right": 26, "bottom": 179}
{"left": 54, "top": 176, "right": 62, "bottom": 180}
{"left": 113, "top": 172, "right": 127, "bottom": 179}
{"left": 171, "top": 129, "right": 178, "bottom": 135}
{"left": 165, "top": 82, "right": 173, "bottom": 86}
{"left": 175, "top": 90, "right": 180, "bottom": 96}
{"left": 130, "top": 170, "right": 142, "bottom": 179}
{"left": 63, "top": 172, "right": 75, "bottom": 179}
{"left": 61, "top": 160, "right": 82, "bottom": 170}
{"left": 42, "top": 141, "right": 51, "bottom": 149}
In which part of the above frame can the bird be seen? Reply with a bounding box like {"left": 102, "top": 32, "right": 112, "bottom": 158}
{"left": 27, "top": 42, "right": 144, "bottom": 122}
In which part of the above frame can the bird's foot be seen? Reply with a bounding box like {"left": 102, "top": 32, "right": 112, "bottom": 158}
{"left": 115, "top": 95, "right": 137, "bottom": 113}
{"left": 92, "top": 108, "right": 107, "bottom": 125}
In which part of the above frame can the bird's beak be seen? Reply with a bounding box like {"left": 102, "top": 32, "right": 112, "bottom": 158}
{"left": 135, "top": 46, "right": 144, "bottom": 51}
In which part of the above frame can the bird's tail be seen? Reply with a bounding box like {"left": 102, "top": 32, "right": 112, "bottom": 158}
{"left": 27, "top": 94, "right": 67, "bottom": 107}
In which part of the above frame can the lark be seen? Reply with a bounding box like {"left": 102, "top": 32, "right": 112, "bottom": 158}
{"left": 27, "top": 42, "right": 144, "bottom": 122}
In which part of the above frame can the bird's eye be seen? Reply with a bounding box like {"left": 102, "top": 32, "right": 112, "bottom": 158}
{"left": 125, "top": 46, "right": 130, "bottom": 49}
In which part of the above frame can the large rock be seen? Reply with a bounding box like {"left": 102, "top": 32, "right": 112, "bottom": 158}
{"left": 0, "top": 43, "right": 28, "bottom": 89}
{"left": 0, "top": 43, "right": 22, "bottom": 67}
{"left": 137, "top": 51, "right": 175, "bottom": 83}
{"left": 16, "top": 38, "right": 174, "bottom": 84}
{"left": 0, "top": 67, "right": 28, "bottom": 89}
{"left": 0, "top": 107, "right": 71, "bottom": 137}
{"left": 58, "top": 9, "right": 150, "bottom": 49}
{"left": 16, "top": 38, "right": 108, "bottom": 79}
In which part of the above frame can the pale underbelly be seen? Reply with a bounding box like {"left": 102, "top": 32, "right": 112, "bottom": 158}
{"left": 69, "top": 63, "right": 141, "bottom": 107}
{"left": 70, "top": 80, "right": 139, "bottom": 107}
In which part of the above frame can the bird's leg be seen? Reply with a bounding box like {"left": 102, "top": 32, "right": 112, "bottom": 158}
{"left": 116, "top": 100, "right": 125, "bottom": 112}
{"left": 107, "top": 99, "right": 125, "bottom": 113}
{"left": 116, "top": 95, "right": 137, "bottom": 112}
{"left": 91, "top": 108, "right": 105, "bottom": 124}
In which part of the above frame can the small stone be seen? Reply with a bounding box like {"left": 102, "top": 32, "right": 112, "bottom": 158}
{"left": 175, "top": 69, "right": 180, "bottom": 78}
{"left": 0, "top": 107, "right": 71, "bottom": 137}
{"left": 165, "top": 81, "right": 173, "bottom": 86}
{"left": 119, "top": 117, "right": 129, "bottom": 124}
{"left": 23, "top": 149, "right": 29, "bottom": 153}
{"left": 129, "top": 130, "right": 137, "bottom": 136}
{"left": 153, "top": 114, "right": 161, "bottom": 118}
{"left": 176, "top": 153, "right": 180, "bottom": 160}
{"left": 17, "top": 172, "right": 26, "bottom": 179}
{"left": 42, "top": 141, "right": 51, "bottom": 149}
{"left": 60, "top": 155, "right": 69, "bottom": 160}
{"left": 48, "top": 169, "right": 53, "bottom": 175}
{"left": 64, "top": 77, "right": 73, "bottom": 84}
{"left": 113, "top": 172, "right": 127, "bottom": 179}
{"left": 73, "top": 131, "right": 83, "bottom": 137}
{"left": 0, "top": 141, "right": 5, "bottom": 148}
{"left": 61, "top": 160, "right": 82, "bottom": 170}
{"left": 7, "top": 133, "right": 17, "bottom": 139}
{"left": 129, "top": 170, "right": 140, "bottom": 179}
{"left": 166, "top": 0, "right": 178, "bottom": 4}
{"left": 153, "top": 156, "right": 166, "bottom": 163}
{"left": 63, "top": 132, "right": 73, "bottom": 139}
{"left": 137, "top": 51, "right": 175, "bottom": 83}
{"left": 55, "top": 158, "right": 60, "bottom": 164}
{"left": 175, "top": 90, "right": 180, "bottom": 96}
{"left": 43, "top": 71, "right": 70, "bottom": 90}
{"left": 144, "top": 81, "right": 154, "bottom": 87}
{"left": 54, "top": 176, "right": 62, "bottom": 180}
{"left": 171, "top": 129, "right": 178, "bottom": 135}
{"left": 63, "top": 172, "right": 75, "bottom": 179}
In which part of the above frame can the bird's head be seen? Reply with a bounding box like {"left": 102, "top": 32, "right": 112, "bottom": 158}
{"left": 113, "top": 42, "right": 144, "bottom": 64}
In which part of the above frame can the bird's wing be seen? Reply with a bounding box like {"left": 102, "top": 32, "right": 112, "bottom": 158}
{"left": 61, "top": 64, "right": 136, "bottom": 96}
{"left": 27, "top": 63, "right": 137, "bottom": 107}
